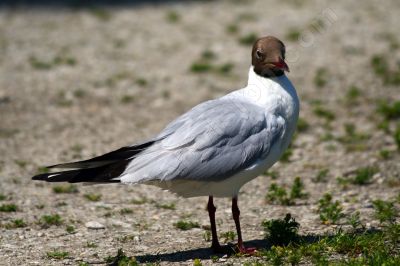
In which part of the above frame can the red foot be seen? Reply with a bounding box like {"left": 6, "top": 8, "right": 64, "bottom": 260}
{"left": 236, "top": 244, "right": 257, "bottom": 255}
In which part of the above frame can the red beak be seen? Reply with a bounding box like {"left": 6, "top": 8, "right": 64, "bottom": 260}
{"left": 272, "top": 58, "right": 290, "bottom": 72}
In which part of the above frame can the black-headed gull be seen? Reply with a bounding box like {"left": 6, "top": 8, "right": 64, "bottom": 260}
{"left": 33, "top": 36, "right": 299, "bottom": 254}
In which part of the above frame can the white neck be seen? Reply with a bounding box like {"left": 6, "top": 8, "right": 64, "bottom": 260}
{"left": 228, "top": 66, "right": 299, "bottom": 122}
{"left": 247, "top": 66, "right": 290, "bottom": 95}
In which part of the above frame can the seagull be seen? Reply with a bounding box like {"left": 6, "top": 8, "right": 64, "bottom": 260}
{"left": 32, "top": 36, "right": 299, "bottom": 254}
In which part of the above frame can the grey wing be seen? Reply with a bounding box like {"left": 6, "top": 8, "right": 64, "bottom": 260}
{"left": 120, "top": 98, "right": 286, "bottom": 183}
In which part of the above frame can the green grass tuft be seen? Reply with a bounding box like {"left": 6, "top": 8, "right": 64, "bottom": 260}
{"left": 135, "top": 78, "right": 148, "bottom": 87}
{"left": 190, "top": 62, "right": 213, "bottom": 73}
{"left": 84, "top": 193, "right": 102, "bottom": 202}
{"left": 265, "top": 170, "right": 279, "bottom": 180}
{"left": 255, "top": 216, "right": 400, "bottom": 265}
{"left": 104, "top": 248, "right": 138, "bottom": 265}
{"left": 238, "top": 33, "right": 258, "bottom": 45}
{"left": 351, "top": 166, "right": 378, "bottom": 185}
{"left": 201, "top": 50, "right": 216, "bottom": 60}
{"left": 371, "top": 54, "right": 400, "bottom": 85}
{"left": 266, "top": 183, "right": 292, "bottom": 205}
{"left": 313, "top": 68, "right": 328, "bottom": 88}
{"left": 89, "top": 8, "right": 111, "bottom": 21}
{"left": 120, "top": 95, "right": 135, "bottom": 104}
{"left": 155, "top": 203, "right": 176, "bottom": 210}
{"left": 371, "top": 54, "right": 389, "bottom": 77}
{"left": 174, "top": 220, "right": 200, "bottom": 230}
{"left": 166, "top": 10, "right": 180, "bottom": 23}
{"left": 29, "top": 56, "right": 53, "bottom": 70}
{"left": 337, "top": 123, "right": 369, "bottom": 151}
{"left": 40, "top": 214, "right": 62, "bottom": 227}
{"left": 86, "top": 241, "right": 98, "bottom": 248}
{"left": 226, "top": 23, "right": 239, "bottom": 34}
{"left": 120, "top": 208, "right": 134, "bottom": 215}
{"left": 347, "top": 211, "right": 363, "bottom": 230}
{"left": 313, "top": 106, "right": 335, "bottom": 122}
{"left": 130, "top": 198, "right": 147, "bottom": 205}
{"left": 4, "top": 219, "right": 27, "bottom": 229}
{"left": 296, "top": 118, "right": 309, "bottom": 133}
{"left": 46, "top": 250, "right": 69, "bottom": 260}
{"left": 29, "top": 54, "right": 77, "bottom": 70}
{"left": 372, "top": 199, "right": 398, "bottom": 224}
{"left": 66, "top": 225, "right": 75, "bottom": 234}
{"left": 262, "top": 213, "right": 300, "bottom": 246}
{"left": 312, "top": 169, "right": 329, "bottom": 183}
{"left": 345, "top": 85, "right": 361, "bottom": 104}
{"left": 266, "top": 177, "right": 308, "bottom": 206}
{"left": 220, "top": 231, "right": 236, "bottom": 243}
{"left": 290, "top": 177, "right": 309, "bottom": 199}
{"left": 377, "top": 100, "right": 400, "bottom": 120}
{"left": 216, "top": 62, "right": 234, "bottom": 74}
{"left": 0, "top": 203, "right": 17, "bottom": 212}
{"left": 379, "top": 149, "right": 391, "bottom": 160}
{"left": 193, "top": 258, "right": 203, "bottom": 266}
{"left": 53, "top": 184, "right": 78, "bottom": 194}
{"left": 317, "top": 193, "right": 344, "bottom": 224}
{"left": 285, "top": 28, "right": 301, "bottom": 42}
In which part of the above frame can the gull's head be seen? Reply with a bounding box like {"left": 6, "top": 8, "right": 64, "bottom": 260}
{"left": 251, "top": 36, "right": 289, "bottom": 78}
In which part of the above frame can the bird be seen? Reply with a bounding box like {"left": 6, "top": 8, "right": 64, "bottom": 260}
{"left": 32, "top": 36, "right": 299, "bottom": 254}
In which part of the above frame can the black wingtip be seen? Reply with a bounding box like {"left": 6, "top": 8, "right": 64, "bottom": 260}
{"left": 31, "top": 174, "right": 44, "bottom": 181}
{"left": 32, "top": 172, "right": 50, "bottom": 181}
{"left": 32, "top": 171, "right": 74, "bottom": 182}
{"left": 46, "top": 140, "right": 156, "bottom": 170}
{"left": 31, "top": 161, "right": 127, "bottom": 183}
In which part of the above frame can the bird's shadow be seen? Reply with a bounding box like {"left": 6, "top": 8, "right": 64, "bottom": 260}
{"left": 135, "top": 235, "right": 321, "bottom": 263}
{"left": 134, "top": 228, "right": 382, "bottom": 263}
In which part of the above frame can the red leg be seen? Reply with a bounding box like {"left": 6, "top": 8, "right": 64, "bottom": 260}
{"left": 232, "top": 197, "right": 256, "bottom": 255}
{"left": 207, "top": 196, "right": 224, "bottom": 253}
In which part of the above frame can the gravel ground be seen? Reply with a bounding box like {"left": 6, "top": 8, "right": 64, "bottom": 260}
{"left": 1, "top": 0, "right": 400, "bottom": 265}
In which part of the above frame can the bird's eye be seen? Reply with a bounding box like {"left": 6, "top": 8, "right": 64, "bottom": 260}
{"left": 256, "top": 49, "right": 264, "bottom": 60}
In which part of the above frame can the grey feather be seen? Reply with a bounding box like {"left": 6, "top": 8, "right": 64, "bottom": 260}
{"left": 121, "top": 98, "right": 285, "bottom": 183}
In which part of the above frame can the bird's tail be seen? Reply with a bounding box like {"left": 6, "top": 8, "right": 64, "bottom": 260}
{"left": 32, "top": 161, "right": 127, "bottom": 183}
{"left": 31, "top": 140, "right": 156, "bottom": 183}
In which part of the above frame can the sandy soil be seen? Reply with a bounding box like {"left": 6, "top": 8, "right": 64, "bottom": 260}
{"left": 0, "top": 0, "right": 399, "bottom": 265}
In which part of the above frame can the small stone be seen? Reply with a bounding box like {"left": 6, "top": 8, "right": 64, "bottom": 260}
{"left": 111, "top": 219, "right": 131, "bottom": 228}
{"left": 219, "top": 255, "right": 228, "bottom": 262}
{"left": 136, "top": 245, "right": 149, "bottom": 251}
{"left": 85, "top": 221, "right": 105, "bottom": 229}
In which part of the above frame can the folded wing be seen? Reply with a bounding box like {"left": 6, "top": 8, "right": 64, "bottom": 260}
{"left": 121, "top": 98, "right": 285, "bottom": 183}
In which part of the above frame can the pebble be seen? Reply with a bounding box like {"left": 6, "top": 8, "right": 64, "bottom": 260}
{"left": 111, "top": 219, "right": 131, "bottom": 228}
{"left": 136, "top": 245, "right": 149, "bottom": 251}
{"left": 85, "top": 221, "right": 105, "bottom": 229}
{"left": 219, "top": 255, "right": 228, "bottom": 262}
